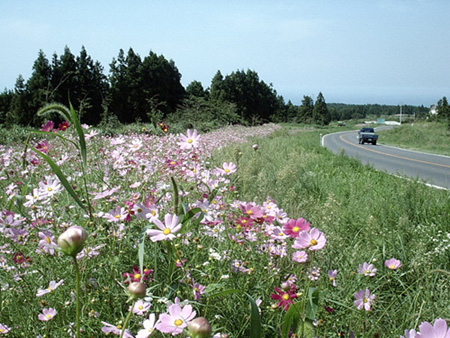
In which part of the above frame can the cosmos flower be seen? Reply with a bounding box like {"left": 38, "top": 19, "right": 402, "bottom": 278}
{"left": 178, "top": 129, "right": 200, "bottom": 150}
{"left": 147, "top": 214, "right": 182, "bottom": 242}
{"left": 0, "top": 323, "right": 11, "bottom": 334}
{"left": 385, "top": 258, "right": 402, "bottom": 270}
{"left": 36, "top": 279, "right": 64, "bottom": 297}
{"left": 292, "top": 227, "right": 326, "bottom": 251}
{"left": 155, "top": 302, "right": 196, "bottom": 335}
{"left": 136, "top": 313, "right": 156, "bottom": 338}
{"left": 38, "top": 308, "right": 57, "bottom": 321}
{"left": 328, "top": 270, "right": 338, "bottom": 287}
{"left": 283, "top": 217, "right": 311, "bottom": 238}
{"left": 270, "top": 285, "right": 298, "bottom": 311}
{"left": 357, "top": 262, "right": 377, "bottom": 276}
{"left": 292, "top": 250, "right": 308, "bottom": 263}
{"left": 101, "top": 322, "right": 134, "bottom": 338}
{"left": 417, "top": 318, "right": 450, "bottom": 338}
{"left": 353, "top": 288, "right": 375, "bottom": 311}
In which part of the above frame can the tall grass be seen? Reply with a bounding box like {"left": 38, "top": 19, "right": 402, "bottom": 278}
{"left": 377, "top": 121, "right": 450, "bottom": 156}
{"left": 213, "top": 126, "right": 450, "bottom": 336}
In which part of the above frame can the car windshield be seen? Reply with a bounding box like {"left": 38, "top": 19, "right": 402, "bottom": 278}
{"left": 360, "top": 128, "right": 374, "bottom": 133}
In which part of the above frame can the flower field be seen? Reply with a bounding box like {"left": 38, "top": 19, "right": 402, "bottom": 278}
{"left": 0, "top": 114, "right": 449, "bottom": 337}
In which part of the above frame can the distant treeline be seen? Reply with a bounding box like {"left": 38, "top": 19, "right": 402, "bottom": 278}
{"left": 0, "top": 46, "right": 446, "bottom": 130}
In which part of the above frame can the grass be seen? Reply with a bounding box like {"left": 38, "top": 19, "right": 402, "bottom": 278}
{"left": 0, "top": 120, "right": 449, "bottom": 338}
{"left": 377, "top": 121, "right": 450, "bottom": 156}
{"left": 213, "top": 125, "right": 450, "bottom": 336}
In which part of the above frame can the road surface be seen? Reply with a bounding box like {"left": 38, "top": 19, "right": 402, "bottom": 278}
{"left": 322, "top": 128, "right": 450, "bottom": 190}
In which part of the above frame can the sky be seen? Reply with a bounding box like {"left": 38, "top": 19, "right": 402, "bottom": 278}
{"left": 1, "top": 1, "right": 449, "bottom": 106}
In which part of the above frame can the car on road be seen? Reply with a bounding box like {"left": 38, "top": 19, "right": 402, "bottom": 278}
{"left": 358, "top": 127, "right": 378, "bottom": 145}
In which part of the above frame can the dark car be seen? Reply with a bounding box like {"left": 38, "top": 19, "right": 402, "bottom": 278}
{"left": 358, "top": 127, "right": 378, "bottom": 145}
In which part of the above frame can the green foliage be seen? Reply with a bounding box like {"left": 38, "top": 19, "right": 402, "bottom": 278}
{"left": 312, "top": 92, "right": 330, "bottom": 125}
{"left": 377, "top": 121, "right": 450, "bottom": 156}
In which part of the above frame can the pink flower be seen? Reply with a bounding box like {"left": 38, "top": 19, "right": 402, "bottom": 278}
{"left": 217, "top": 162, "right": 237, "bottom": 175}
{"left": 385, "top": 258, "right": 402, "bottom": 270}
{"left": 328, "top": 270, "right": 338, "bottom": 287}
{"left": 38, "top": 230, "right": 57, "bottom": 255}
{"left": 417, "top": 318, "right": 450, "bottom": 338}
{"left": 283, "top": 218, "right": 311, "bottom": 238}
{"left": 36, "top": 279, "right": 64, "bottom": 297}
{"left": 155, "top": 302, "right": 196, "bottom": 335}
{"left": 400, "top": 329, "right": 419, "bottom": 338}
{"left": 101, "top": 321, "right": 134, "bottom": 337}
{"left": 40, "top": 121, "right": 54, "bottom": 132}
{"left": 178, "top": 129, "right": 200, "bottom": 150}
{"left": 147, "top": 214, "right": 182, "bottom": 242}
{"left": 270, "top": 285, "right": 298, "bottom": 311}
{"left": 38, "top": 308, "right": 57, "bottom": 321}
{"left": 292, "top": 250, "right": 308, "bottom": 263}
{"left": 136, "top": 313, "right": 156, "bottom": 338}
{"left": 123, "top": 265, "right": 153, "bottom": 284}
{"left": 0, "top": 323, "right": 11, "bottom": 334}
{"left": 353, "top": 288, "right": 375, "bottom": 311}
{"left": 357, "top": 262, "right": 377, "bottom": 276}
{"left": 130, "top": 299, "right": 151, "bottom": 316}
{"left": 292, "top": 227, "right": 326, "bottom": 251}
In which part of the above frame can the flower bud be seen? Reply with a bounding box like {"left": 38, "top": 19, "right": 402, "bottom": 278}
{"left": 187, "top": 317, "right": 212, "bottom": 338}
{"left": 128, "top": 282, "right": 146, "bottom": 300}
{"left": 57, "top": 226, "right": 88, "bottom": 257}
{"left": 252, "top": 144, "right": 258, "bottom": 151}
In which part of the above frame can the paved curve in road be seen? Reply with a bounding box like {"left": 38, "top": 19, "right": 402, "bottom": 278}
{"left": 322, "top": 128, "right": 450, "bottom": 190}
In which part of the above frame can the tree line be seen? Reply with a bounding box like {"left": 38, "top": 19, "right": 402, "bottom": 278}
{"left": 0, "top": 46, "right": 444, "bottom": 130}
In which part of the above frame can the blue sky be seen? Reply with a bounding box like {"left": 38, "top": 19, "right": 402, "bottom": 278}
{"left": 1, "top": 1, "right": 449, "bottom": 106}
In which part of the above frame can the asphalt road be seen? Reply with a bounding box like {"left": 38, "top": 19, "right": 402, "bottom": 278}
{"left": 322, "top": 128, "right": 450, "bottom": 190}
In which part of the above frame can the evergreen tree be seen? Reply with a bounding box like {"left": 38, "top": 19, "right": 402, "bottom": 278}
{"left": 7, "top": 75, "right": 30, "bottom": 126}
{"left": 436, "top": 96, "right": 450, "bottom": 121}
{"left": 0, "top": 89, "right": 13, "bottom": 125}
{"left": 209, "top": 70, "right": 225, "bottom": 102}
{"left": 312, "top": 92, "right": 330, "bottom": 125}
{"left": 299, "top": 95, "right": 314, "bottom": 124}
{"left": 186, "top": 80, "right": 208, "bottom": 99}
{"left": 51, "top": 46, "right": 77, "bottom": 106}
{"left": 26, "top": 50, "right": 52, "bottom": 124}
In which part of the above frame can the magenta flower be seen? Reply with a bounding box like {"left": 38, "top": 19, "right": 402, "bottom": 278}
{"left": 40, "top": 120, "right": 54, "bottom": 132}
{"left": 353, "top": 288, "right": 375, "bottom": 311}
{"left": 155, "top": 302, "right": 196, "bottom": 335}
{"left": 292, "top": 250, "right": 308, "bottom": 263}
{"left": 123, "top": 265, "right": 153, "bottom": 284}
{"left": 283, "top": 217, "right": 311, "bottom": 238}
{"left": 292, "top": 227, "right": 326, "bottom": 251}
{"left": 178, "top": 129, "right": 200, "bottom": 150}
{"left": 385, "top": 258, "right": 402, "bottom": 270}
{"left": 38, "top": 308, "right": 57, "bottom": 321}
{"left": 147, "top": 214, "right": 182, "bottom": 242}
{"left": 416, "top": 318, "right": 450, "bottom": 338}
{"left": 270, "top": 285, "right": 298, "bottom": 311}
{"left": 357, "top": 262, "right": 377, "bottom": 276}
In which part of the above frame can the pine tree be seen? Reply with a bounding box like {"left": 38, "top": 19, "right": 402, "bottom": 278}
{"left": 312, "top": 92, "right": 330, "bottom": 125}
{"left": 299, "top": 95, "right": 314, "bottom": 124}
{"left": 7, "top": 75, "right": 30, "bottom": 126}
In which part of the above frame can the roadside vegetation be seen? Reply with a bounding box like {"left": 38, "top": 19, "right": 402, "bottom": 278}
{"left": 377, "top": 121, "right": 450, "bottom": 156}
{"left": 0, "top": 111, "right": 448, "bottom": 337}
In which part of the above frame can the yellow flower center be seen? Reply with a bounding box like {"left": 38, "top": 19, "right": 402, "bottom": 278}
{"left": 292, "top": 226, "right": 300, "bottom": 233}
{"left": 45, "top": 237, "right": 51, "bottom": 243}
{"left": 225, "top": 169, "right": 230, "bottom": 173}
{"left": 45, "top": 314, "right": 52, "bottom": 319}
{"left": 163, "top": 228, "right": 171, "bottom": 235}
{"left": 389, "top": 264, "right": 395, "bottom": 269}
{"left": 282, "top": 294, "right": 290, "bottom": 300}
{"left": 247, "top": 210, "right": 253, "bottom": 215}
{"left": 152, "top": 210, "right": 156, "bottom": 216}
{"left": 47, "top": 187, "right": 53, "bottom": 192}
{"left": 174, "top": 319, "right": 183, "bottom": 326}
{"left": 363, "top": 298, "right": 368, "bottom": 303}
{"left": 114, "top": 214, "right": 121, "bottom": 219}
{"left": 134, "top": 273, "right": 141, "bottom": 279}
{"left": 310, "top": 239, "right": 318, "bottom": 246}
{"left": 188, "top": 139, "right": 193, "bottom": 144}
{"left": 138, "top": 305, "right": 143, "bottom": 310}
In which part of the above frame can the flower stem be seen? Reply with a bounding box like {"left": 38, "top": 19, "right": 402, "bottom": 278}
{"left": 120, "top": 300, "right": 136, "bottom": 338}
{"left": 72, "top": 256, "right": 81, "bottom": 338}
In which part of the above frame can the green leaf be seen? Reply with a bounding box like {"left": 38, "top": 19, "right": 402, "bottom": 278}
{"left": 138, "top": 228, "right": 147, "bottom": 282}
{"left": 305, "top": 287, "right": 320, "bottom": 321}
{"left": 69, "top": 102, "right": 87, "bottom": 168}
{"left": 281, "top": 302, "right": 302, "bottom": 338}
{"left": 29, "top": 146, "right": 87, "bottom": 213}
{"left": 245, "top": 293, "right": 262, "bottom": 338}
